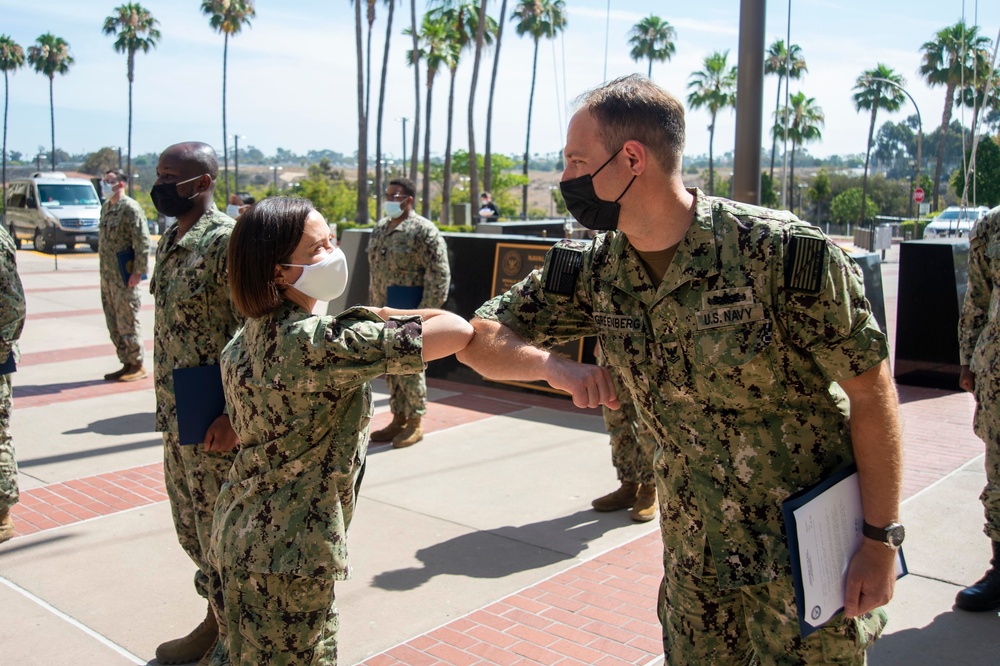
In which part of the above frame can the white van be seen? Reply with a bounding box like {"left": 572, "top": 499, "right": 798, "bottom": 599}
{"left": 5, "top": 172, "right": 101, "bottom": 252}
{"left": 922, "top": 205, "right": 991, "bottom": 239}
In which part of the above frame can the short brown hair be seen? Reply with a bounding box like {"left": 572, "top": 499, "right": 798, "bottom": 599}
{"left": 228, "top": 197, "right": 315, "bottom": 319}
{"left": 388, "top": 177, "right": 416, "bottom": 198}
{"left": 576, "top": 74, "right": 686, "bottom": 173}
{"left": 104, "top": 169, "right": 127, "bottom": 183}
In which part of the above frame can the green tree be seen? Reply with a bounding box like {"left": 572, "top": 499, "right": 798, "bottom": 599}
{"left": 512, "top": 0, "right": 566, "bottom": 219}
{"left": 759, "top": 172, "right": 779, "bottom": 208}
{"left": 466, "top": 0, "right": 489, "bottom": 213}
{"left": 919, "top": 20, "right": 991, "bottom": 209}
{"left": 764, "top": 40, "right": 807, "bottom": 181}
{"left": 483, "top": 0, "right": 508, "bottom": 196}
{"left": 951, "top": 135, "right": 1000, "bottom": 208}
{"left": 0, "top": 35, "right": 25, "bottom": 225}
{"left": 628, "top": 15, "right": 676, "bottom": 78}
{"left": 81, "top": 147, "right": 121, "bottom": 176}
{"left": 27, "top": 33, "right": 74, "bottom": 171}
{"left": 103, "top": 3, "right": 160, "bottom": 197}
{"left": 853, "top": 64, "right": 904, "bottom": 229}
{"left": 830, "top": 187, "right": 878, "bottom": 227}
{"left": 686, "top": 50, "right": 737, "bottom": 196}
{"left": 807, "top": 169, "right": 832, "bottom": 225}
{"left": 771, "top": 91, "right": 823, "bottom": 207}
{"left": 374, "top": 0, "right": 396, "bottom": 221}
{"left": 201, "top": 0, "right": 255, "bottom": 201}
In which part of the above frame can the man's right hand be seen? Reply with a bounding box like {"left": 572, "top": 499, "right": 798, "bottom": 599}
{"left": 960, "top": 365, "right": 976, "bottom": 393}
{"left": 544, "top": 355, "right": 620, "bottom": 410}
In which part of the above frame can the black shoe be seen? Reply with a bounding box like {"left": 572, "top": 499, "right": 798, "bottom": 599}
{"left": 956, "top": 540, "right": 1000, "bottom": 612}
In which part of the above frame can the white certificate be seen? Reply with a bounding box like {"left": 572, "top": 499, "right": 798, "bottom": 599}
{"left": 783, "top": 465, "right": 907, "bottom": 637}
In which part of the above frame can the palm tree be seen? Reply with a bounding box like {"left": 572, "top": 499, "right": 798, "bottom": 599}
{"left": 406, "top": 14, "right": 453, "bottom": 218}
{"left": 466, "top": 0, "right": 490, "bottom": 213}
{"left": 426, "top": 0, "right": 494, "bottom": 224}
{"left": 26, "top": 34, "right": 74, "bottom": 172}
{"left": 483, "top": 0, "right": 508, "bottom": 195}
{"left": 201, "top": 0, "right": 255, "bottom": 201}
{"left": 772, "top": 91, "right": 824, "bottom": 208}
{"left": 103, "top": 3, "right": 160, "bottom": 197}
{"left": 512, "top": 0, "right": 567, "bottom": 219}
{"left": 686, "top": 50, "right": 737, "bottom": 196}
{"left": 853, "top": 64, "right": 905, "bottom": 234}
{"left": 354, "top": 0, "right": 369, "bottom": 224}
{"left": 919, "top": 21, "right": 991, "bottom": 209}
{"left": 408, "top": 0, "right": 420, "bottom": 181}
{"left": 764, "top": 40, "right": 807, "bottom": 181}
{"left": 628, "top": 15, "right": 676, "bottom": 78}
{"left": 1, "top": 36, "right": 24, "bottom": 229}
{"left": 374, "top": 0, "right": 395, "bottom": 222}
{"left": 957, "top": 49, "right": 999, "bottom": 148}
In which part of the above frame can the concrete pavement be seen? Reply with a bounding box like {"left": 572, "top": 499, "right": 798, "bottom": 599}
{"left": 1, "top": 246, "right": 998, "bottom": 665}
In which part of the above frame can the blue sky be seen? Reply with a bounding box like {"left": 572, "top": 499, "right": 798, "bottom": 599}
{"left": 0, "top": 0, "right": 997, "bottom": 165}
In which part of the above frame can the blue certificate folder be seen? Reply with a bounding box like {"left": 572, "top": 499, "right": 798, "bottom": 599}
{"left": 386, "top": 285, "right": 423, "bottom": 309}
{"left": 172, "top": 365, "right": 226, "bottom": 446}
{"left": 0, "top": 354, "right": 14, "bottom": 375}
{"left": 116, "top": 248, "right": 147, "bottom": 286}
{"left": 782, "top": 463, "right": 907, "bottom": 638}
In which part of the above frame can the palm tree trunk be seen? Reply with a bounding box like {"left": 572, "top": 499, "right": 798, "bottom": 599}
{"left": 707, "top": 118, "right": 716, "bottom": 196}
{"left": 409, "top": 0, "right": 420, "bottom": 182}
{"left": 522, "top": 38, "right": 540, "bottom": 220}
{"left": 932, "top": 83, "right": 955, "bottom": 211}
{"left": 859, "top": 103, "right": 878, "bottom": 244}
{"left": 484, "top": 0, "right": 507, "bottom": 195}
{"left": 127, "top": 51, "right": 134, "bottom": 197}
{"left": 222, "top": 34, "right": 229, "bottom": 200}
{"left": 789, "top": 141, "right": 797, "bottom": 214}
{"left": 421, "top": 69, "right": 435, "bottom": 219}
{"left": 355, "top": 0, "right": 369, "bottom": 225}
{"left": 48, "top": 76, "right": 55, "bottom": 171}
{"left": 2, "top": 71, "right": 8, "bottom": 226}
{"left": 467, "top": 0, "right": 489, "bottom": 219}
{"left": 647, "top": 58, "right": 652, "bottom": 78}
{"left": 769, "top": 75, "right": 782, "bottom": 180}
{"left": 375, "top": 0, "right": 395, "bottom": 222}
{"left": 443, "top": 68, "right": 458, "bottom": 226}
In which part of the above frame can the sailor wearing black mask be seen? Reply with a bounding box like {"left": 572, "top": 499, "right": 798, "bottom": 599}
{"left": 148, "top": 141, "right": 243, "bottom": 666}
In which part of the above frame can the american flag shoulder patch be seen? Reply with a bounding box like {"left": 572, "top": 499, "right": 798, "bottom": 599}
{"left": 785, "top": 235, "right": 826, "bottom": 294}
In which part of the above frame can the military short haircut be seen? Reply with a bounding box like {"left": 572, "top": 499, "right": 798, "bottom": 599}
{"left": 388, "top": 177, "right": 416, "bottom": 199}
{"left": 163, "top": 141, "right": 220, "bottom": 180}
{"left": 105, "top": 169, "right": 127, "bottom": 184}
{"left": 228, "top": 196, "right": 314, "bottom": 319}
{"left": 576, "top": 74, "right": 686, "bottom": 174}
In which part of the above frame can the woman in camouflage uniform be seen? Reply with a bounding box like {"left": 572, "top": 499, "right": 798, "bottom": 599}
{"left": 211, "top": 197, "right": 472, "bottom": 665}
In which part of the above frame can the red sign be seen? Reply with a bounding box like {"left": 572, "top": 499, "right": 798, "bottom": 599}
{"left": 914, "top": 187, "right": 925, "bottom": 203}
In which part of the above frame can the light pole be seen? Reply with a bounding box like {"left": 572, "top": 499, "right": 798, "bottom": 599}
{"left": 863, "top": 76, "right": 922, "bottom": 250}
{"left": 395, "top": 117, "right": 408, "bottom": 169}
{"left": 230, "top": 134, "right": 245, "bottom": 193}
{"left": 270, "top": 165, "right": 283, "bottom": 191}
{"left": 797, "top": 183, "right": 807, "bottom": 219}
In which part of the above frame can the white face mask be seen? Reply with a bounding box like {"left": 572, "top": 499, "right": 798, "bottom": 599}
{"left": 101, "top": 181, "right": 115, "bottom": 198}
{"left": 385, "top": 201, "right": 404, "bottom": 218}
{"left": 282, "top": 247, "right": 349, "bottom": 302}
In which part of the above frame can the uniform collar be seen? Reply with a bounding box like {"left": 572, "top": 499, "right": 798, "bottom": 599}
{"left": 166, "top": 205, "right": 223, "bottom": 252}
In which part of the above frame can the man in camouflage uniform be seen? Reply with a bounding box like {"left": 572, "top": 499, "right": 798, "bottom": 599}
{"left": 0, "top": 224, "right": 26, "bottom": 544}
{"left": 367, "top": 177, "right": 450, "bottom": 448}
{"left": 149, "top": 142, "right": 242, "bottom": 666}
{"left": 592, "top": 339, "right": 657, "bottom": 522}
{"left": 458, "top": 75, "right": 903, "bottom": 664}
{"left": 957, "top": 204, "right": 1000, "bottom": 611}
{"left": 99, "top": 169, "right": 151, "bottom": 382}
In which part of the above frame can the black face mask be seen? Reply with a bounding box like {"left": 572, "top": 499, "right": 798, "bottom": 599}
{"left": 150, "top": 174, "right": 205, "bottom": 218}
{"left": 559, "top": 147, "right": 637, "bottom": 231}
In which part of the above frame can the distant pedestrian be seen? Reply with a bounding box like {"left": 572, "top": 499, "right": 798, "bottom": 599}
{"left": 478, "top": 191, "right": 500, "bottom": 221}
{"left": 957, "top": 203, "right": 1000, "bottom": 612}
{"left": 0, "top": 224, "right": 25, "bottom": 544}
{"left": 99, "top": 169, "right": 151, "bottom": 383}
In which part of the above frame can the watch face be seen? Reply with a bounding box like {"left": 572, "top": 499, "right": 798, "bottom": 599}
{"left": 886, "top": 524, "right": 905, "bottom": 548}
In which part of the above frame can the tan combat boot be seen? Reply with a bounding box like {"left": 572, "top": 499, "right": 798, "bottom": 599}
{"left": 0, "top": 509, "right": 15, "bottom": 544}
{"left": 591, "top": 481, "right": 639, "bottom": 512}
{"left": 629, "top": 484, "right": 658, "bottom": 522}
{"left": 392, "top": 417, "right": 423, "bottom": 448}
{"left": 103, "top": 365, "right": 130, "bottom": 381}
{"left": 371, "top": 413, "right": 406, "bottom": 442}
{"left": 119, "top": 362, "right": 147, "bottom": 382}
{"left": 155, "top": 605, "right": 219, "bottom": 665}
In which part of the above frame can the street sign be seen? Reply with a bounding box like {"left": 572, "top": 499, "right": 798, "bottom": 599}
{"left": 919, "top": 203, "right": 930, "bottom": 216}
{"left": 914, "top": 187, "right": 925, "bottom": 203}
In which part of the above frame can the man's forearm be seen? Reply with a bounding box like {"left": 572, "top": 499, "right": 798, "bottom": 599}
{"left": 456, "top": 318, "right": 552, "bottom": 382}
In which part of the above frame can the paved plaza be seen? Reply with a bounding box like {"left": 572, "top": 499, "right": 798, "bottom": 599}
{"left": 1, "top": 245, "right": 998, "bottom": 665}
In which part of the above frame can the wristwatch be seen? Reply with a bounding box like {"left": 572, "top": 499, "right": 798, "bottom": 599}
{"left": 862, "top": 521, "right": 906, "bottom": 549}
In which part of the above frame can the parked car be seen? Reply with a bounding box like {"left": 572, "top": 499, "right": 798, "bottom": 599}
{"left": 922, "top": 206, "right": 991, "bottom": 239}
{"left": 5, "top": 172, "right": 101, "bottom": 252}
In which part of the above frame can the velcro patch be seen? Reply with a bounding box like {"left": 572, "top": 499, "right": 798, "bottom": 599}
{"left": 785, "top": 235, "right": 826, "bottom": 293}
{"left": 594, "top": 312, "right": 644, "bottom": 333}
{"left": 543, "top": 244, "right": 584, "bottom": 295}
{"left": 696, "top": 303, "right": 765, "bottom": 330}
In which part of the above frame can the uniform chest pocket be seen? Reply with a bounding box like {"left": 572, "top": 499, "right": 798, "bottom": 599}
{"left": 692, "top": 320, "right": 782, "bottom": 405}
{"left": 165, "top": 268, "right": 210, "bottom": 321}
